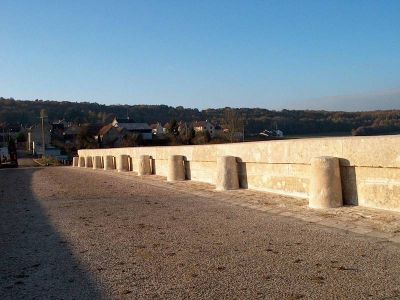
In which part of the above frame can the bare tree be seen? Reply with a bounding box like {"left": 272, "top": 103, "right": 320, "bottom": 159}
{"left": 179, "top": 122, "right": 194, "bottom": 144}
{"left": 222, "top": 108, "right": 244, "bottom": 143}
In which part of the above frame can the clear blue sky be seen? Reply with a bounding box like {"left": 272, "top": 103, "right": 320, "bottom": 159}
{"left": 1, "top": 0, "right": 399, "bottom": 110}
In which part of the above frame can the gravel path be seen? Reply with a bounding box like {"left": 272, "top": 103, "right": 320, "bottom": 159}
{"left": 1, "top": 167, "right": 400, "bottom": 299}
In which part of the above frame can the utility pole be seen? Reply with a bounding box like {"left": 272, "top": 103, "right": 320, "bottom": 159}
{"left": 40, "top": 109, "right": 47, "bottom": 157}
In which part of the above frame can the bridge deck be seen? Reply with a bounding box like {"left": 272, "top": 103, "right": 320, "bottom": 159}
{"left": 1, "top": 167, "right": 400, "bottom": 299}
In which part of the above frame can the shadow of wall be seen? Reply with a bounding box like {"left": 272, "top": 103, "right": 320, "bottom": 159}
{"left": 236, "top": 158, "right": 248, "bottom": 189}
{"left": 0, "top": 168, "right": 103, "bottom": 299}
{"left": 183, "top": 157, "right": 191, "bottom": 180}
{"left": 339, "top": 159, "right": 359, "bottom": 206}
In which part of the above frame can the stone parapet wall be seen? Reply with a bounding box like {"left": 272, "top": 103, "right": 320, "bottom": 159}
{"left": 78, "top": 135, "right": 400, "bottom": 212}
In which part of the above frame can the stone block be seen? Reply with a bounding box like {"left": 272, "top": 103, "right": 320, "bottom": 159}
{"left": 85, "top": 156, "right": 93, "bottom": 168}
{"left": 309, "top": 156, "right": 343, "bottom": 208}
{"left": 167, "top": 155, "right": 185, "bottom": 181}
{"left": 104, "top": 155, "right": 115, "bottom": 170}
{"left": 215, "top": 156, "right": 239, "bottom": 190}
{"left": 138, "top": 155, "right": 152, "bottom": 175}
{"left": 93, "top": 156, "right": 102, "bottom": 169}
{"left": 116, "top": 154, "right": 129, "bottom": 172}
{"left": 78, "top": 156, "right": 85, "bottom": 168}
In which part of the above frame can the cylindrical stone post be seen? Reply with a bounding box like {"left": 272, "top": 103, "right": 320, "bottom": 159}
{"left": 85, "top": 156, "right": 93, "bottom": 168}
{"left": 138, "top": 155, "right": 152, "bottom": 175}
{"left": 92, "top": 156, "right": 102, "bottom": 169}
{"left": 103, "top": 155, "right": 115, "bottom": 170}
{"left": 167, "top": 155, "right": 185, "bottom": 181}
{"left": 78, "top": 156, "right": 85, "bottom": 167}
{"left": 309, "top": 156, "right": 343, "bottom": 209}
{"left": 215, "top": 156, "right": 239, "bottom": 190}
{"left": 116, "top": 154, "right": 129, "bottom": 172}
{"left": 72, "top": 157, "right": 78, "bottom": 167}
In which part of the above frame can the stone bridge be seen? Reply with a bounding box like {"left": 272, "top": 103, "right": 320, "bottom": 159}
{"left": 78, "top": 135, "right": 400, "bottom": 212}
{"left": 1, "top": 144, "right": 400, "bottom": 298}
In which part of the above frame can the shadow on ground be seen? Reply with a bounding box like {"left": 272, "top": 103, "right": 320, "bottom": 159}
{"left": 0, "top": 168, "right": 103, "bottom": 299}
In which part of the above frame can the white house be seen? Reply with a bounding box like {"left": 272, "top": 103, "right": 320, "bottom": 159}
{"left": 193, "top": 120, "right": 216, "bottom": 138}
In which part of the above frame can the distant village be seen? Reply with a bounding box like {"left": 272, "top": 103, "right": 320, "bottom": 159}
{"left": 1, "top": 116, "right": 283, "bottom": 162}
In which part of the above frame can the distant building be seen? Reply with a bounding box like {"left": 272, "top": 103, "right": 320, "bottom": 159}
{"left": 193, "top": 120, "right": 216, "bottom": 138}
{"left": 0, "top": 123, "right": 24, "bottom": 147}
{"left": 259, "top": 129, "right": 284, "bottom": 138}
{"left": 63, "top": 125, "right": 80, "bottom": 144}
{"left": 112, "top": 117, "right": 152, "bottom": 140}
{"left": 50, "top": 120, "right": 67, "bottom": 144}
{"left": 150, "top": 122, "right": 164, "bottom": 135}
{"left": 98, "top": 124, "right": 127, "bottom": 147}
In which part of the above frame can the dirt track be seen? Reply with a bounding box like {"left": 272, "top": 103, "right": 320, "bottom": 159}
{"left": 1, "top": 167, "right": 400, "bottom": 299}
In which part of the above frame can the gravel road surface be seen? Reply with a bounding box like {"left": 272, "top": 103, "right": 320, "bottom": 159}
{"left": 1, "top": 167, "right": 400, "bottom": 299}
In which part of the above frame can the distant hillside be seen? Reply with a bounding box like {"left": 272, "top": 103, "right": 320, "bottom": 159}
{"left": 1, "top": 97, "right": 400, "bottom": 136}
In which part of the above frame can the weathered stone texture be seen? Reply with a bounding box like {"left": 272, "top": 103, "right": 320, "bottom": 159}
{"left": 309, "top": 156, "right": 343, "bottom": 209}
{"left": 215, "top": 156, "right": 239, "bottom": 190}
{"left": 103, "top": 155, "right": 115, "bottom": 170}
{"left": 92, "top": 156, "right": 102, "bottom": 169}
{"left": 78, "top": 136, "right": 400, "bottom": 212}
{"left": 116, "top": 155, "right": 129, "bottom": 172}
{"left": 167, "top": 155, "right": 186, "bottom": 181}
{"left": 138, "top": 155, "right": 152, "bottom": 175}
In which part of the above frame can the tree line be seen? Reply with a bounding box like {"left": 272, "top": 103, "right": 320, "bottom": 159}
{"left": 1, "top": 97, "right": 400, "bottom": 136}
